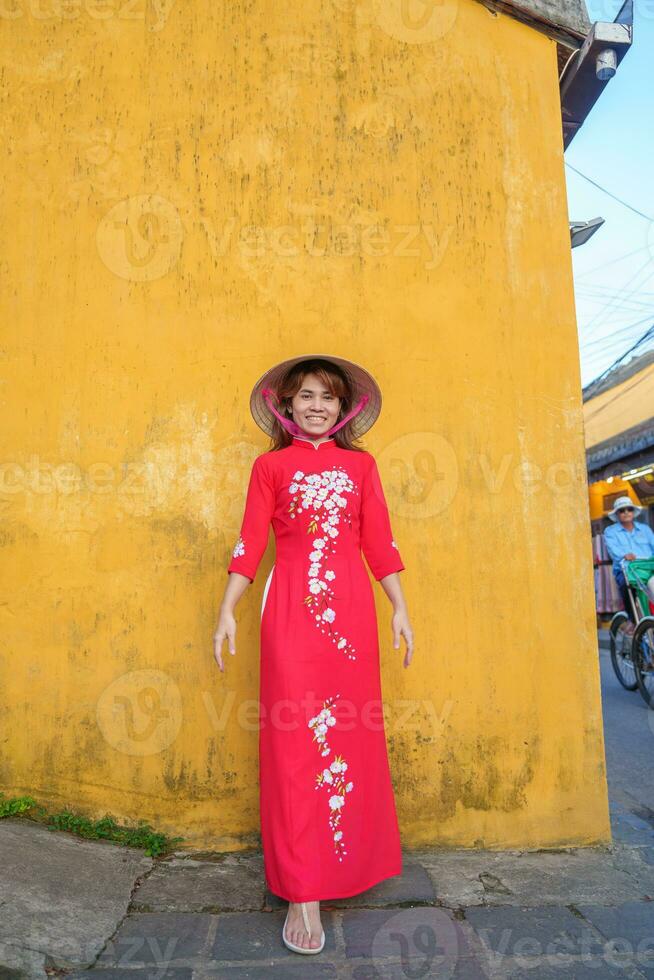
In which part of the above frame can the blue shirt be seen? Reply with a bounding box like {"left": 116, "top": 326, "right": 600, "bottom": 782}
{"left": 603, "top": 520, "right": 654, "bottom": 576}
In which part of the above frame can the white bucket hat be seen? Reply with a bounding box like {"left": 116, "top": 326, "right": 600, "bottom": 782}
{"left": 249, "top": 353, "right": 382, "bottom": 440}
{"left": 608, "top": 495, "right": 643, "bottom": 521}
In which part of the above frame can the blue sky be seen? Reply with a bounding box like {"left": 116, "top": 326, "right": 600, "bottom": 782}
{"left": 564, "top": 0, "right": 653, "bottom": 387}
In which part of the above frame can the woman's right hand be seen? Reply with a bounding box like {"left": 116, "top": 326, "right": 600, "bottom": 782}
{"left": 214, "top": 607, "right": 237, "bottom": 672}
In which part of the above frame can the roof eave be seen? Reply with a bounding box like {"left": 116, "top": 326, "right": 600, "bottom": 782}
{"left": 474, "top": 0, "right": 590, "bottom": 50}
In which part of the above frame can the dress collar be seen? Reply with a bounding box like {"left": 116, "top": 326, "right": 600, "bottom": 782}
{"left": 291, "top": 435, "right": 337, "bottom": 451}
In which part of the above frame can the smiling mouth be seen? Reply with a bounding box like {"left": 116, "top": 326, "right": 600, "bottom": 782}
{"left": 306, "top": 415, "right": 326, "bottom": 421}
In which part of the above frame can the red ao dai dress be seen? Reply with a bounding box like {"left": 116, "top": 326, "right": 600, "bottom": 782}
{"left": 227, "top": 433, "right": 405, "bottom": 901}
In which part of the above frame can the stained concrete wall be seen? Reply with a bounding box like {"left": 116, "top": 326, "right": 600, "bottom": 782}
{"left": 0, "top": 0, "right": 609, "bottom": 849}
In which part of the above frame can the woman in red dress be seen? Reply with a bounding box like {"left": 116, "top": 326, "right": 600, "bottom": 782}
{"left": 214, "top": 354, "right": 414, "bottom": 955}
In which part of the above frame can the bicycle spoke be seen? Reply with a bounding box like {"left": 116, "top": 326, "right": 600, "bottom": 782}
{"left": 610, "top": 614, "right": 638, "bottom": 691}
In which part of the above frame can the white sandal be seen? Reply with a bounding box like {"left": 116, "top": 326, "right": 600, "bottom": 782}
{"left": 282, "top": 901, "right": 325, "bottom": 954}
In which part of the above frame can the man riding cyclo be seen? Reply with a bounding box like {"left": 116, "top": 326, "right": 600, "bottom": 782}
{"left": 603, "top": 495, "right": 654, "bottom": 636}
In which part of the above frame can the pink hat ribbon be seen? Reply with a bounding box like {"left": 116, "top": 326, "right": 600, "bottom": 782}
{"left": 261, "top": 387, "right": 369, "bottom": 439}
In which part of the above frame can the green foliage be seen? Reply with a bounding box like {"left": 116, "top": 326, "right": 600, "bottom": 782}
{"left": 0, "top": 794, "right": 44, "bottom": 818}
{"left": 0, "top": 793, "right": 184, "bottom": 857}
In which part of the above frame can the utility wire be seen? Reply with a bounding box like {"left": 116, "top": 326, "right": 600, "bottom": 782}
{"left": 576, "top": 292, "right": 654, "bottom": 315}
{"left": 583, "top": 322, "right": 654, "bottom": 396}
{"left": 578, "top": 257, "right": 654, "bottom": 337}
{"left": 574, "top": 244, "right": 652, "bottom": 280}
{"left": 566, "top": 163, "right": 654, "bottom": 222}
{"left": 580, "top": 315, "right": 654, "bottom": 351}
{"left": 584, "top": 358, "right": 654, "bottom": 418}
{"left": 576, "top": 283, "right": 654, "bottom": 301}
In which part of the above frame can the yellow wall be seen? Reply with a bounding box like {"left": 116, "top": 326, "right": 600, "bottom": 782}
{"left": 1, "top": 0, "right": 609, "bottom": 849}
{"left": 584, "top": 361, "right": 654, "bottom": 448}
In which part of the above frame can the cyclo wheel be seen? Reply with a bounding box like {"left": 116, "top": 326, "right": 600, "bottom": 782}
{"left": 633, "top": 616, "right": 654, "bottom": 707}
{"left": 609, "top": 611, "right": 638, "bottom": 691}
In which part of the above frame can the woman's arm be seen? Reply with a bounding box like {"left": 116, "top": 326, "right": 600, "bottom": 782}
{"left": 214, "top": 572, "right": 252, "bottom": 672}
{"left": 379, "top": 572, "right": 414, "bottom": 668}
{"left": 360, "top": 453, "right": 414, "bottom": 668}
{"left": 214, "top": 454, "right": 276, "bottom": 672}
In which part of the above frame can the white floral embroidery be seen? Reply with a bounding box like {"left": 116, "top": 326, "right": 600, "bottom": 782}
{"left": 391, "top": 539, "right": 398, "bottom": 549}
{"left": 309, "top": 694, "right": 354, "bottom": 861}
{"left": 232, "top": 535, "right": 245, "bottom": 558}
{"left": 308, "top": 697, "right": 338, "bottom": 757}
{"left": 288, "top": 468, "right": 358, "bottom": 661}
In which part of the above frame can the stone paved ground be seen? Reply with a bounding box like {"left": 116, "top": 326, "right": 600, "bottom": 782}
{"left": 3, "top": 632, "right": 654, "bottom": 979}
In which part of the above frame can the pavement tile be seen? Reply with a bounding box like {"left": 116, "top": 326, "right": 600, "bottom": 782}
{"left": 0, "top": 941, "right": 47, "bottom": 980}
{"left": 498, "top": 959, "right": 633, "bottom": 978}
{"left": 611, "top": 818, "right": 654, "bottom": 847}
{"left": 608, "top": 844, "right": 654, "bottom": 899}
{"left": 211, "top": 910, "right": 334, "bottom": 961}
{"left": 203, "top": 965, "right": 339, "bottom": 978}
{"left": 350, "top": 960, "right": 489, "bottom": 980}
{"left": 576, "top": 900, "right": 654, "bottom": 965}
{"left": 342, "top": 907, "right": 472, "bottom": 962}
{"left": 131, "top": 852, "right": 264, "bottom": 912}
{"left": 66, "top": 971, "right": 192, "bottom": 979}
{"left": 464, "top": 906, "right": 605, "bottom": 958}
{"left": 632, "top": 965, "right": 654, "bottom": 979}
{"left": 0, "top": 969, "right": 32, "bottom": 980}
{"left": 416, "top": 846, "right": 654, "bottom": 907}
{"left": 96, "top": 912, "right": 214, "bottom": 966}
{"left": 265, "top": 859, "right": 434, "bottom": 908}
{"left": 0, "top": 819, "right": 151, "bottom": 971}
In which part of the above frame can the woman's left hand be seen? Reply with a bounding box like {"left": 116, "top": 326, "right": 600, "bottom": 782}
{"left": 392, "top": 608, "right": 414, "bottom": 668}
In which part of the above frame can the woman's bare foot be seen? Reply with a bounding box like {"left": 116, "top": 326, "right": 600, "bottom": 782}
{"left": 284, "top": 900, "right": 323, "bottom": 950}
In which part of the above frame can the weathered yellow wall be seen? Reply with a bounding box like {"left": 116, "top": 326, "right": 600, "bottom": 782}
{"left": 1, "top": 0, "right": 609, "bottom": 849}
{"left": 584, "top": 362, "right": 654, "bottom": 448}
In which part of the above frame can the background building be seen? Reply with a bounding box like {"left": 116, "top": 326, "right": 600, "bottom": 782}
{"left": 585, "top": 351, "right": 654, "bottom": 621}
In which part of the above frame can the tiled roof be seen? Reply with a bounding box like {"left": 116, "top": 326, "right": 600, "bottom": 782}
{"left": 586, "top": 415, "right": 654, "bottom": 473}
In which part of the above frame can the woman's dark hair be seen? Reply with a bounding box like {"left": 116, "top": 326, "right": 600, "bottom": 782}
{"left": 268, "top": 358, "right": 365, "bottom": 453}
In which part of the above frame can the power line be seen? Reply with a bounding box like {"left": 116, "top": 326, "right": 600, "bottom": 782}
{"left": 583, "top": 340, "right": 652, "bottom": 368}
{"left": 584, "top": 358, "right": 654, "bottom": 417}
{"left": 577, "top": 257, "right": 654, "bottom": 337}
{"left": 574, "top": 244, "right": 652, "bottom": 280}
{"left": 583, "top": 321, "right": 654, "bottom": 396}
{"left": 576, "top": 283, "right": 654, "bottom": 301}
{"left": 580, "top": 314, "right": 654, "bottom": 351}
{"left": 576, "top": 290, "right": 654, "bottom": 315}
{"left": 566, "top": 163, "right": 654, "bottom": 222}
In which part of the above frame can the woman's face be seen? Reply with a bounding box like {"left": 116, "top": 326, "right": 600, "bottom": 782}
{"left": 289, "top": 372, "right": 341, "bottom": 437}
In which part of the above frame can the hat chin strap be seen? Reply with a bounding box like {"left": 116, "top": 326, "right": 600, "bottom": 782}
{"left": 261, "top": 388, "right": 370, "bottom": 439}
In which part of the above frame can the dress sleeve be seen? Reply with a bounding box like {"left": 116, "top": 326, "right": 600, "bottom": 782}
{"left": 360, "top": 453, "right": 405, "bottom": 581}
{"left": 227, "top": 454, "right": 276, "bottom": 583}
